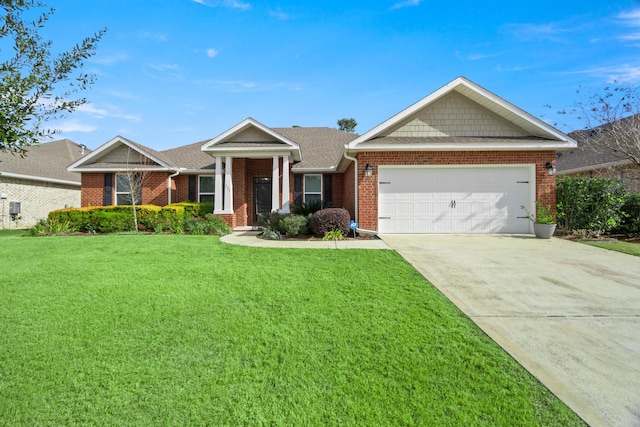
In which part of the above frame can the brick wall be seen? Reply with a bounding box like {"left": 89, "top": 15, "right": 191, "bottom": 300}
{"left": 0, "top": 177, "right": 80, "bottom": 228}
{"left": 342, "top": 162, "right": 356, "bottom": 219}
{"left": 81, "top": 174, "right": 104, "bottom": 207}
{"left": 81, "top": 172, "right": 171, "bottom": 207}
{"left": 355, "top": 150, "right": 557, "bottom": 231}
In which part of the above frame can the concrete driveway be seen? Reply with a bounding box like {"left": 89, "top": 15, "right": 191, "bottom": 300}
{"left": 381, "top": 234, "right": 640, "bottom": 427}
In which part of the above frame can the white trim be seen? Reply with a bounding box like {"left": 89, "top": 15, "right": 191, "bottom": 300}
{"left": 214, "top": 157, "right": 223, "bottom": 213}
{"left": 201, "top": 117, "right": 302, "bottom": 162}
{"left": 223, "top": 157, "right": 233, "bottom": 213}
{"left": 68, "top": 135, "right": 173, "bottom": 172}
{"left": 0, "top": 171, "right": 80, "bottom": 186}
{"left": 349, "top": 141, "right": 576, "bottom": 152}
{"left": 559, "top": 159, "right": 633, "bottom": 175}
{"left": 281, "top": 156, "right": 290, "bottom": 213}
{"left": 272, "top": 156, "right": 280, "bottom": 212}
{"left": 348, "top": 76, "right": 577, "bottom": 149}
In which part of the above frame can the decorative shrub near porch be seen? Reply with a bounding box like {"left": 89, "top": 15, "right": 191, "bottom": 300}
{"left": 310, "top": 208, "right": 351, "bottom": 237}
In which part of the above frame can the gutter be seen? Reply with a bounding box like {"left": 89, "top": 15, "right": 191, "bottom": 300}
{"left": 0, "top": 171, "right": 81, "bottom": 186}
{"left": 167, "top": 168, "right": 184, "bottom": 204}
{"left": 342, "top": 149, "right": 359, "bottom": 224}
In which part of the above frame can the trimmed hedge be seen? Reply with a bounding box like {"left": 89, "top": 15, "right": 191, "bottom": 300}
{"left": 309, "top": 208, "right": 351, "bottom": 237}
{"left": 615, "top": 194, "right": 640, "bottom": 236}
{"left": 47, "top": 203, "right": 223, "bottom": 234}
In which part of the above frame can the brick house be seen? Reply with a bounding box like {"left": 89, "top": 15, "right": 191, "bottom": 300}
{"left": 69, "top": 77, "right": 576, "bottom": 234}
{"left": 0, "top": 139, "right": 89, "bottom": 228}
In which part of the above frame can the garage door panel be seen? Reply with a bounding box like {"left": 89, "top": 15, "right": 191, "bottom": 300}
{"left": 378, "top": 166, "right": 532, "bottom": 234}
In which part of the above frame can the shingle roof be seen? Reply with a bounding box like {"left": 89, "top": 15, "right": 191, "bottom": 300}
{"left": 274, "top": 127, "right": 358, "bottom": 170}
{"left": 557, "top": 128, "right": 633, "bottom": 173}
{"left": 0, "top": 139, "right": 90, "bottom": 183}
{"left": 161, "top": 140, "right": 217, "bottom": 170}
{"left": 364, "top": 136, "right": 555, "bottom": 145}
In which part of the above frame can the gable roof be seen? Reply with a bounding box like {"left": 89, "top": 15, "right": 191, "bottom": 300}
{"left": 201, "top": 118, "right": 302, "bottom": 162}
{"left": 68, "top": 135, "right": 176, "bottom": 172}
{"left": 348, "top": 76, "right": 576, "bottom": 151}
{"left": 0, "top": 139, "right": 90, "bottom": 185}
{"left": 274, "top": 127, "right": 358, "bottom": 171}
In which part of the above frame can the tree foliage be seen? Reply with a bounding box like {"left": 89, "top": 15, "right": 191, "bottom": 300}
{"left": 556, "top": 176, "right": 627, "bottom": 233}
{"left": 554, "top": 83, "right": 640, "bottom": 168}
{"left": 0, "top": 0, "right": 106, "bottom": 155}
{"left": 337, "top": 117, "right": 357, "bottom": 133}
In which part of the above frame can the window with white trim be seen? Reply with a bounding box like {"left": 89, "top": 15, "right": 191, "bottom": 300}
{"left": 115, "top": 173, "right": 141, "bottom": 205}
{"left": 199, "top": 175, "right": 215, "bottom": 204}
{"left": 303, "top": 174, "right": 322, "bottom": 203}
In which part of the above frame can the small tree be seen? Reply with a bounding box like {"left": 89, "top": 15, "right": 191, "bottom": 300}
{"left": 0, "top": 1, "right": 106, "bottom": 155}
{"left": 122, "top": 148, "right": 152, "bottom": 232}
{"left": 558, "top": 83, "right": 640, "bottom": 168}
{"left": 337, "top": 118, "right": 357, "bottom": 133}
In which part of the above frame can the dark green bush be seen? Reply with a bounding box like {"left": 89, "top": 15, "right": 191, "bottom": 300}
{"left": 309, "top": 208, "right": 351, "bottom": 237}
{"left": 614, "top": 194, "right": 640, "bottom": 236}
{"left": 556, "top": 177, "right": 627, "bottom": 233}
{"left": 278, "top": 214, "right": 310, "bottom": 237}
{"left": 292, "top": 200, "right": 326, "bottom": 216}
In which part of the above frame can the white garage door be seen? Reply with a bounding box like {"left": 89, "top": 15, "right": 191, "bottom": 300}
{"left": 378, "top": 166, "right": 533, "bottom": 234}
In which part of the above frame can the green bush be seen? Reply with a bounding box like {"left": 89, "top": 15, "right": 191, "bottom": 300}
{"left": 615, "top": 194, "right": 640, "bottom": 236}
{"left": 278, "top": 214, "right": 310, "bottom": 237}
{"left": 292, "top": 200, "right": 326, "bottom": 216}
{"left": 309, "top": 208, "right": 351, "bottom": 237}
{"left": 185, "top": 214, "right": 231, "bottom": 236}
{"left": 29, "top": 218, "right": 75, "bottom": 236}
{"left": 556, "top": 177, "right": 627, "bottom": 233}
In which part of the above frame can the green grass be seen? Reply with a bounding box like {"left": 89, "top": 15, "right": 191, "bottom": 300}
{"left": 0, "top": 234, "right": 584, "bottom": 426}
{"left": 0, "top": 228, "right": 28, "bottom": 237}
{"left": 586, "top": 241, "right": 640, "bottom": 257}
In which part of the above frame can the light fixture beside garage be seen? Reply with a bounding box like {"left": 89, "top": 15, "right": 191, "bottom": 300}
{"left": 364, "top": 163, "right": 373, "bottom": 177}
{"left": 545, "top": 162, "right": 557, "bottom": 176}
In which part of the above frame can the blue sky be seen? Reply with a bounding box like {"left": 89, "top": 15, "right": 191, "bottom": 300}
{"left": 41, "top": 0, "right": 640, "bottom": 150}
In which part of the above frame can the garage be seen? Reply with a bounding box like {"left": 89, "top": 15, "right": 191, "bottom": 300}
{"left": 377, "top": 166, "right": 533, "bottom": 234}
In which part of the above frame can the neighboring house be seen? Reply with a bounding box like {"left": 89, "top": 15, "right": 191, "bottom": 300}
{"left": 69, "top": 76, "right": 576, "bottom": 234}
{"left": 557, "top": 128, "right": 640, "bottom": 194}
{"left": 0, "top": 139, "right": 89, "bottom": 228}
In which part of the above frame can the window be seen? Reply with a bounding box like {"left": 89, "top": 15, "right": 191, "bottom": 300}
{"left": 199, "top": 175, "right": 215, "bottom": 204}
{"left": 115, "top": 173, "right": 141, "bottom": 205}
{"left": 304, "top": 174, "right": 322, "bottom": 203}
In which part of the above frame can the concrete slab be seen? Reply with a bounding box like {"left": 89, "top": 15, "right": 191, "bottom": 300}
{"left": 381, "top": 234, "right": 640, "bottom": 427}
{"left": 221, "top": 231, "right": 392, "bottom": 250}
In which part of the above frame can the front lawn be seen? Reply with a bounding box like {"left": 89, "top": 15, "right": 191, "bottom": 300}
{"left": 586, "top": 240, "right": 640, "bottom": 257}
{"left": 0, "top": 234, "right": 584, "bottom": 425}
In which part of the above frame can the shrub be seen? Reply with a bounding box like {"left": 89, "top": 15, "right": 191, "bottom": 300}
{"left": 309, "top": 208, "right": 351, "bottom": 237}
{"left": 278, "top": 214, "right": 309, "bottom": 237}
{"left": 29, "top": 218, "right": 74, "bottom": 236}
{"left": 322, "top": 228, "right": 345, "bottom": 241}
{"left": 556, "top": 177, "right": 627, "bottom": 233}
{"left": 261, "top": 227, "right": 281, "bottom": 240}
{"left": 257, "top": 211, "right": 282, "bottom": 231}
{"left": 292, "top": 200, "right": 326, "bottom": 216}
{"left": 615, "top": 194, "right": 640, "bottom": 236}
{"left": 185, "top": 214, "right": 231, "bottom": 236}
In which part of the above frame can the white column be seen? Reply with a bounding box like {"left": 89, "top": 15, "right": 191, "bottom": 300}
{"left": 214, "top": 156, "right": 223, "bottom": 213}
{"left": 272, "top": 155, "right": 280, "bottom": 212}
{"left": 224, "top": 156, "right": 233, "bottom": 213}
{"left": 281, "top": 156, "right": 290, "bottom": 213}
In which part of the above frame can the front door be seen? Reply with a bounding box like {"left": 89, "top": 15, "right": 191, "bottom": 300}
{"left": 254, "top": 177, "right": 272, "bottom": 223}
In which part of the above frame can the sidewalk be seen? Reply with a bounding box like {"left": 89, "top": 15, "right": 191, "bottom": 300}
{"left": 220, "top": 231, "right": 391, "bottom": 249}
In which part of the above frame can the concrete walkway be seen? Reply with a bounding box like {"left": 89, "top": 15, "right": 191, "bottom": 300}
{"left": 381, "top": 234, "right": 640, "bottom": 427}
{"left": 221, "top": 231, "right": 391, "bottom": 249}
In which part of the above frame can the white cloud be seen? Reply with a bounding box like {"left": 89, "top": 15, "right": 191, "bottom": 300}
{"left": 139, "top": 31, "right": 167, "bottom": 42}
{"left": 391, "top": 0, "right": 420, "bottom": 10}
{"left": 270, "top": 8, "right": 290, "bottom": 20}
{"left": 455, "top": 50, "right": 503, "bottom": 61}
{"left": 76, "top": 102, "right": 141, "bottom": 122}
{"left": 148, "top": 63, "right": 180, "bottom": 72}
{"left": 108, "top": 90, "right": 140, "bottom": 100}
{"left": 90, "top": 53, "right": 129, "bottom": 65}
{"left": 55, "top": 120, "right": 98, "bottom": 133}
{"left": 618, "top": 9, "right": 640, "bottom": 26}
{"left": 193, "top": 0, "right": 251, "bottom": 10}
{"left": 206, "top": 48, "right": 219, "bottom": 58}
{"left": 562, "top": 64, "right": 640, "bottom": 83}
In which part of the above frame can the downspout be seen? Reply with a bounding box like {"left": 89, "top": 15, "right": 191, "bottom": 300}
{"left": 343, "top": 149, "right": 358, "bottom": 224}
{"left": 167, "top": 169, "right": 182, "bottom": 204}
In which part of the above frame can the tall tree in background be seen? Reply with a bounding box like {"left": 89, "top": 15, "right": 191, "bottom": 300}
{"left": 0, "top": 0, "right": 106, "bottom": 155}
{"left": 560, "top": 83, "right": 640, "bottom": 168}
{"left": 337, "top": 118, "right": 357, "bottom": 133}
